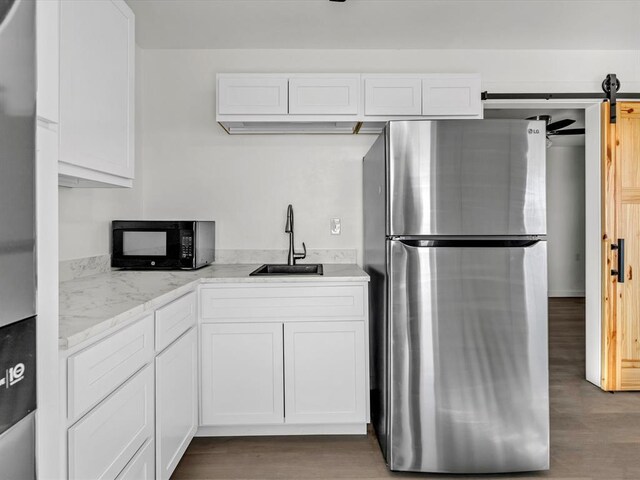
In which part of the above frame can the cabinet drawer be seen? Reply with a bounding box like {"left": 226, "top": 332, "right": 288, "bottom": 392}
{"left": 69, "top": 364, "right": 154, "bottom": 480}
{"left": 289, "top": 76, "right": 360, "bottom": 115}
{"left": 218, "top": 76, "right": 288, "bottom": 115}
{"left": 67, "top": 314, "right": 154, "bottom": 421}
{"left": 200, "top": 284, "right": 366, "bottom": 321}
{"left": 116, "top": 439, "right": 154, "bottom": 480}
{"left": 155, "top": 291, "right": 197, "bottom": 352}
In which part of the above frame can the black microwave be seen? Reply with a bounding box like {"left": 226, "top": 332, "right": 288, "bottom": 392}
{"left": 112, "top": 221, "right": 215, "bottom": 270}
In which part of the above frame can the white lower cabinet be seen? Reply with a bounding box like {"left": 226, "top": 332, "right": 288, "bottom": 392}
{"left": 200, "top": 322, "right": 284, "bottom": 425}
{"left": 155, "top": 327, "right": 198, "bottom": 480}
{"left": 116, "top": 439, "right": 155, "bottom": 480}
{"left": 284, "top": 321, "right": 367, "bottom": 424}
{"left": 68, "top": 364, "right": 154, "bottom": 480}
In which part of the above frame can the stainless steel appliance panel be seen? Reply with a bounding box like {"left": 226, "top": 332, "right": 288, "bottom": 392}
{"left": 388, "top": 239, "right": 549, "bottom": 473}
{"left": 387, "top": 120, "right": 546, "bottom": 237}
{"left": 0, "top": 0, "right": 36, "bottom": 328}
{"left": 363, "top": 132, "right": 390, "bottom": 458}
{"left": 0, "top": 412, "right": 35, "bottom": 480}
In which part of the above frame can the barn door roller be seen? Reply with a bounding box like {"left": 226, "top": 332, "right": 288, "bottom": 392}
{"left": 602, "top": 73, "right": 621, "bottom": 124}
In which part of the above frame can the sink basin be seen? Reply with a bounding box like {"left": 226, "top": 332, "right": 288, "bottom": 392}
{"left": 250, "top": 264, "right": 324, "bottom": 276}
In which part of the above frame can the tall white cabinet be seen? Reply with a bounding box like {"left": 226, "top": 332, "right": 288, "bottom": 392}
{"left": 58, "top": 0, "right": 135, "bottom": 187}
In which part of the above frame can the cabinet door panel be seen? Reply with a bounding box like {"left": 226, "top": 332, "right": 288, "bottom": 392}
{"left": 289, "top": 76, "right": 360, "bottom": 115}
{"left": 218, "top": 77, "right": 288, "bottom": 115}
{"left": 116, "top": 439, "right": 154, "bottom": 480}
{"left": 364, "top": 77, "right": 422, "bottom": 116}
{"left": 36, "top": 0, "right": 59, "bottom": 123}
{"left": 59, "top": 0, "right": 134, "bottom": 179}
{"left": 68, "top": 314, "right": 154, "bottom": 421}
{"left": 201, "top": 323, "right": 284, "bottom": 425}
{"left": 68, "top": 364, "right": 153, "bottom": 480}
{"left": 422, "top": 75, "right": 481, "bottom": 116}
{"left": 156, "top": 328, "right": 198, "bottom": 480}
{"left": 284, "top": 321, "right": 367, "bottom": 424}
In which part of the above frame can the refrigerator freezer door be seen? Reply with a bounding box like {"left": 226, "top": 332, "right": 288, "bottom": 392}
{"left": 388, "top": 239, "right": 549, "bottom": 473}
{"left": 387, "top": 120, "right": 546, "bottom": 237}
{"left": 0, "top": 0, "right": 36, "bottom": 328}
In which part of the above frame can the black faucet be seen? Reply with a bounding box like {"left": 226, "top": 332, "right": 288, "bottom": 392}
{"left": 285, "top": 204, "right": 306, "bottom": 265}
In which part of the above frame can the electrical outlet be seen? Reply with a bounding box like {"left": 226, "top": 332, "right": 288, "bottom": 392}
{"left": 331, "top": 218, "right": 341, "bottom": 235}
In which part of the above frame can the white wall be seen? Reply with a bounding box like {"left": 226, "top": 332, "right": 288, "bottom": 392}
{"left": 58, "top": 47, "right": 145, "bottom": 262}
{"left": 138, "top": 48, "right": 638, "bottom": 265}
{"left": 547, "top": 146, "right": 586, "bottom": 296}
{"left": 59, "top": 48, "right": 639, "bottom": 263}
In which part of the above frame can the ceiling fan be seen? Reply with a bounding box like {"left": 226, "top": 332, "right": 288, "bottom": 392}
{"left": 526, "top": 115, "right": 585, "bottom": 147}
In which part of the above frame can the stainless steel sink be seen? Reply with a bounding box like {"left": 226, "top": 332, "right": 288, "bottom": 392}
{"left": 249, "top": 264, "right": 324, "bottom": 276}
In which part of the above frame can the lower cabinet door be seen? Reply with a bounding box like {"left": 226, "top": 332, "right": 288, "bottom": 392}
{"left": 201, "top": 322, "right": 284, "bottom": 425}
{"left": 284, "top": 321, "right": 367, "bottom": 424}
{"left": 68, "top": 364, "right": 154, "bottom": 480}
{"left": 156, "top": 328, "right": 198, "bottom": 480}
{"left": 116, "top": 439, "right": 155, "bottom": 480}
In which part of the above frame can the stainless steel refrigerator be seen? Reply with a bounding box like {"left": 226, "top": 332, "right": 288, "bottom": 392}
{"left": 363, "top": 120, "right": 549, "bottom": 474}
{"left": 0, "top": 0, "right": 37, "bottom": 478}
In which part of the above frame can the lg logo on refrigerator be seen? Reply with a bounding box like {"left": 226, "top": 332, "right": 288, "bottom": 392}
{"left": 0, "top": 363, "right": 25, "bottom": 389}
{"left": 528, "top": 128, "right": 541, "bottom": 134}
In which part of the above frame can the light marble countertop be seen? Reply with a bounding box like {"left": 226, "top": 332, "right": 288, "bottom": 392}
{"left": 59, "top": 264, "right": 369, "bottom": 350}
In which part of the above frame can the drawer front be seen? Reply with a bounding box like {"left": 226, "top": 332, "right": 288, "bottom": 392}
{"left": 68, "top": 314, "right": 154, "bottom": 421}
{"left": 116, "top": 439, "right": 155, "bottom": 480}
{"left": 69, "top": 364, "right": 154, "bottom": 480}
{"left": 155, "top": 291, "right": 197, "bottom": 352}
{"left": 289, "top": 76, "right": 360, "bottom": 115}
{"left": 218, "top": 76, "right": 288, "bottom": 115}
{"left": 200, "top": 284, "right": 366, "bottom": 322}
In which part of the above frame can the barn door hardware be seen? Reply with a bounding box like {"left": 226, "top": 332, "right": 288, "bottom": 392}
{"left": 602, "top": 73, "right": 621, "bottom": 123}
{"left": 481, "top": 73, "right": 640, "bottom": 119}
{"left": 611, "top": 239, "right": 625, "bottom": 283}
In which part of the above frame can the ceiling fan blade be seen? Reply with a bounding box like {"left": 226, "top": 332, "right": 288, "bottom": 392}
{"left": 548, "top": 128, "right": 586, "bottom": 136}
{"left": 547, "top": 118, "right": 575, "bottom": 131}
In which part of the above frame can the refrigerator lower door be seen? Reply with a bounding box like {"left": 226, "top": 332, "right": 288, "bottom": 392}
{"left": 0, "top": 412, "right": 35, "bottom": 480}
{"left": 388, "top": 239, "right": 549, "bottom": 473}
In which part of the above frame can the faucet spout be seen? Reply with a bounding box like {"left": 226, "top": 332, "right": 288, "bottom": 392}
{"left": 284, "top": 204, "right": 306, "bottom": 265}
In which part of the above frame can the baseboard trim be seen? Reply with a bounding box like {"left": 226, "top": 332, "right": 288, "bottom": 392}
{"left": 549, "top": 291, "right": 585, "bottom": 298}
{"left": 196, "top": 423, "right": 367, "bottom": 437}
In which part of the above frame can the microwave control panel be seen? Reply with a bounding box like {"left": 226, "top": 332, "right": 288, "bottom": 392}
{"left": 180, "top": 232, "right": 194, "bottom": 259}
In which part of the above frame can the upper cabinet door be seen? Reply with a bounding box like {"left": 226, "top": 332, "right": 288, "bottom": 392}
{"left": 59, "top": 0, "right": 135, "bottom": 180}
{"left": 289, "top": 76, "right": 360, "bottom": 115}
{"left": 364, "top": 77, "right": 422, "bottom": 116}
{"left": 422, "top": 74, "right": 481, "bottom": 116}
{"left": 218, "top": 76, "right": 288, "bottom": 115}
{"left": 36, "top": 0, "right": 59, "bottom": 123}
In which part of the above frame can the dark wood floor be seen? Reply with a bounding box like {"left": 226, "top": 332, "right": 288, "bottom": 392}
{"left": 172, "top": 298, "right": 640, "bottom": 479}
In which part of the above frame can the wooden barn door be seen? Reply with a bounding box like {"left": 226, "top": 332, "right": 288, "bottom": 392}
{"left": 602, "top": 101, "right": 640, "bottom": 390}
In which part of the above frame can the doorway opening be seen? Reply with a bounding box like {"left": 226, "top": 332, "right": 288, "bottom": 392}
{"left": 484, "top": 101, "right": 601, "bottom": 386}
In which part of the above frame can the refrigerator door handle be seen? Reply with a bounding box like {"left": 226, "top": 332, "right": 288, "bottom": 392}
{"left": 396, "top": 239, "right": 542, "bottom": 248}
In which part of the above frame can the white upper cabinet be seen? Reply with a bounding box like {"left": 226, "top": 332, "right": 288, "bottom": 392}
{"left": 59, "top": 0, "right": 135, "bottom": 187}
{"left": 216, "top": 73, "right": 481, "bottom": 134}
{"left": 288, "top": 75, "right": 360, "bottom": 115}
{"left": 36, "top": 0, "right": 59, "bottom": 123}
{"left": 422, "top": 74, "right": 481, "bottom": 116}
{"left": 217, "top": 76, "right": 288, "bottom": 115}
{"left": 364, "top": 77, "right": 422, "bottom": 116}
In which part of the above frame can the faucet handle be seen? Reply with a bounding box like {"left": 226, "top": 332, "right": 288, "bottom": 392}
{"left": 295, "top": 242, "right": 307, "bottom": 260}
